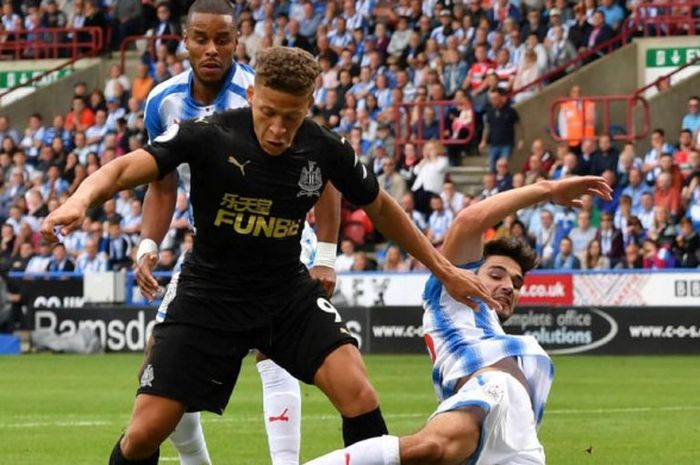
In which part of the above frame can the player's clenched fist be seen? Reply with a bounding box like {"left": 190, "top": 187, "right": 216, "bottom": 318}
{"left": 41, "top": 198, "right": 89, "bottom": 243}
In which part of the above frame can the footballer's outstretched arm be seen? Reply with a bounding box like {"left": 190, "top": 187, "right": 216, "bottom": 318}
{"left": 42, "top": 150, "right": 160, "bottom": 240}
{"left": 363, "top": 189, "right": 500, "bottom": 310}
{"left": 442, "top": 177, "right": 613, "bottom": 266}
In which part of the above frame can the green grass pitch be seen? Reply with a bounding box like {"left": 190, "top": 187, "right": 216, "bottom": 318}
{"left": 1, "top": 354, "right": 698, "bottom": 464}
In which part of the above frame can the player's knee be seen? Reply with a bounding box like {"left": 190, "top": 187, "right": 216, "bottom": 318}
{"left": 337, "top": 381, "right": 379, "bottom": 416}
{"left": 121, "top": 425, "right": 166, "bottom": 458}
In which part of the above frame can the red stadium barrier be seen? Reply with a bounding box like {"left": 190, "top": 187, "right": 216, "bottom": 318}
{"left": 548, "top": 94, "right": 650, "bottom": 143}
{"left": 628, "top": 2, "right": 700, "bottom": 37}
{"left": 0, "top": 27, "right": 103, "bottom": 60}
{"left": 393, "top": 99, "right": 475, "bottom": 150}
{"left": 119, "top": 34, "right": 182, "bottom": 73}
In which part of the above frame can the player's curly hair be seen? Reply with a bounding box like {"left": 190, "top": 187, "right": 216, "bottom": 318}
{"left": 483, "top": 237, "right": 538, "bottom": 275}
{"left": 255, "top": 47, "right": 320, "bottom": 97}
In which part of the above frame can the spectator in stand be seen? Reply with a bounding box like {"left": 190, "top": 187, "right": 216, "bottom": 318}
{"left": 351, "top": 251, "right": 375, "bottom": 272}
{"left": 654, "top": 172, "right": 681, "bottom": 220}
{"left": 569, "top": 210, "right": 598, "bottom": 259}
{"left": 146, "top": 2, "right": 182, "bottom": 55}
{"left": 487, "top": 0, "right": 523, "bottom": 30}
{"left": 111, "top": 0, "right": 143, "bottom": 50}
{"left": 383, "top": 245, "right": 410, "bottom": 272}
{"left": 65, "top": 96, "right": 96, "bottom": 133}
{"left": 596, "top": 211, "right": 624, "bottom": 266}
{"left": 1, "top": 1, "right": 21, "bottom": 42}
{"left": 46, "top": 242, "right": 76, "bottom": 272}
{"left": 616, "top": 243, "right": 642, "bottom": 269}
{"left": 493, "top": 49, "right": 517, "bottom": 92}
{"left": 284, "top": 19, "right": 313, "bottom": 54}
{"left": 642, "top": 238, "right": 669, "bottom": 269}
{"left": 399, "top": 192, "right": 428, "bottom": 234}
{"left": 413, "top": 105, "right": 441, "bottom": 141}
{"left": 616, "top": 143, "right": 641, "bottom": 187}
{"left": 426, "top": 194, "right": 453, "bottom": 247}
{"left": 377, "top": 157, "right": 408, "bottom": 203}
{"left": 523, "top": 154, "right": 546, "bottom": 185}
{"left": 0, "top": 223, "right": 16, "bottom": 259}
{"left": 521, "top": 9, "right": 547, "bottom": 42}
{"left": 41, "top": 0, "right": 68, "bottom": 45}
{"left": 131, "top": 62, "right": 155, "bottom": 105}
{"left": 622, "top": 168, "right": 652, "bottom": 215}
{"left": 614, "top": 194, "right": 632, "bottom": 232}
{"left": 105, "top": 217, "right": 131, "bottom": 271}
{"left": 0, "top": 116, "right": 19, "bottom": 145}
{"left": 480, "top": 88, "right": 522, "bottom": 172}
{"left": 335, "top": 239, "right": 355, "bottom": 272}
{"left": 675, "top": 129, "right": 696, "bottom": 176}
{"left": 534, "top": 209, "right": 558, "bottom": 265}
{"left": 681, "top": 95, "right": 700, "bottom": 135}
{"left": 625, "top": 216, "right": 646, "bottom": 247}
{"left": 512, "top": 49, "right": 541, "bottom": 103}
{"left": 558, "top": 85, "right": 596, "bottom": 152}
{"left": 598, "top": 0, "right": 627, "bottom": 32}
{"left": 583, "top": 238, "right": 610, "bottom": 270}
{"left": 85, "top": 109, "right": 108, "bottom": 154}
{"left": 42, "top": 115, "right": 72, "bottom": 152}
{"left": 480, "top": 172, "right": 499, "bottom": 199}
{"left": 551, "top": 237, "right": 581, "bottom": 269}
{"left": 440, "top": 181, "right": 464, "bottom": 216}
{"left": 637, "top": 192, "right": 655, "bottom": 231}
{"left": 642, "top": 129, "right": 676, "bottom": 175}
{"left": 82, "top": 0, "right": 108, "bottom": 51}
{"left": 411, "top": 140, "right": 448, "bottom": 215}
{"left": 462, "top": 43, "right": 494, "bottom": 98}
{"left": 10, "top": 242, "right": 35, "bottom": 272}
{"left": 649, "top": 205, "right": 678, "bottom": 246}
{"left": 495, "top": 158, "right": 513, "bottom": 191}
{"left": 574, "top": 138, "right": 597, "bottom": 175}
{"left": 388, "top": 15, "right": 411, "bottom": 57}
{"left": 75, "top": 237, "right": 108, "bottom": 272}
{"left": 19, "top": 114, "right": 46, "bottom": 161}
{"left": 442, "top": 49, "right": 469, "bottom": 99}
{"left": 585, "top": 10, "right": 614, "bottom": 55}
{"left": 591, "top": 133, "right": 619, "bottom": 175}
{"left": 445, "top": 89, "right": 474, "bottom": 163}
{"left": 25, "top": 241, "right": 53, "bottom": 273}
{"left": 675, "top": 217, "right": 700, "bottom": 268}
{"left": 683, "top": 173, "right": 700, "bottom": 227}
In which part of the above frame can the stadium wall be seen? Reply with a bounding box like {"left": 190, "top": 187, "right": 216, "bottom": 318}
{"left": 0, "top": 58, "right": 109, "bottom": 130}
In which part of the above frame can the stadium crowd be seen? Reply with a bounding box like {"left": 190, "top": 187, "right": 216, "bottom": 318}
{"left": 0, "top": 0, "right": 698, "bottom": 280}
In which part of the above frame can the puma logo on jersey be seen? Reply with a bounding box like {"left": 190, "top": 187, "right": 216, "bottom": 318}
{"left": 268, "top": 408, "right": 290, "bottom": 423}
{"left": 228, "top": 155, "right": 251, "bottom": 176}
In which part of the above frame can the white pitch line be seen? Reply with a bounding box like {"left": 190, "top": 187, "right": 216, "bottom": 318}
{"left": 2, "top": 406, "right": 699, "bottom": 429}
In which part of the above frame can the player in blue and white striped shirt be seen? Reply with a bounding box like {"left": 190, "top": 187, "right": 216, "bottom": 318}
{"left": 306, "top": 176, "right": 612, "bottom": 465}
{"left": 134, "top": 2, "right": 339, "bottom": 465}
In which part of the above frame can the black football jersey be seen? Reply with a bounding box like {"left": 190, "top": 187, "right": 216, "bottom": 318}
{"left": 143, "top": 107, "right": 379, "bottom": 328}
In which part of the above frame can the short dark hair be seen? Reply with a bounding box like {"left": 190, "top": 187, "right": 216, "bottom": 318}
{"left": 255, "top": 47, "right": 320, "bottom": 97}
{"left": 483, "top": 237, "right": 538, "bottom": 275}
{"left": 186, "top": 0, "right": 236, "bottom": 26}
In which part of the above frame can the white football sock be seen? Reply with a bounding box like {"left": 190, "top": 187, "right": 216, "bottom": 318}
{"left": 257, "top": 359, "right": 302, "bottom": 465}
{"left": 303, "top": 435, "right": 400, "bottom": 465}
{"left": 169, "top": 411, "right": 212, "bottom": 465}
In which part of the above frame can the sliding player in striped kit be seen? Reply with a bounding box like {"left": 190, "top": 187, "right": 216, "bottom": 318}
{"left": 305, "top": 176, "right": 612, "bottom": 465}
{"left": 136, "top": 2, "right": 339, "bottom": 464}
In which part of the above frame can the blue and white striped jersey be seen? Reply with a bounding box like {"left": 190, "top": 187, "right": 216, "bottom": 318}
{"left": 422, "top": 262, "right": 554, "bottom": 427}
{"left": 144, "top": 62, "right": 256, "bottom": 142}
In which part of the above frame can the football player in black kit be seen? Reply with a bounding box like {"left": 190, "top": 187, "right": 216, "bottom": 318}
{"left": 42, "top": 47, "right": 500, "bottom": 465}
